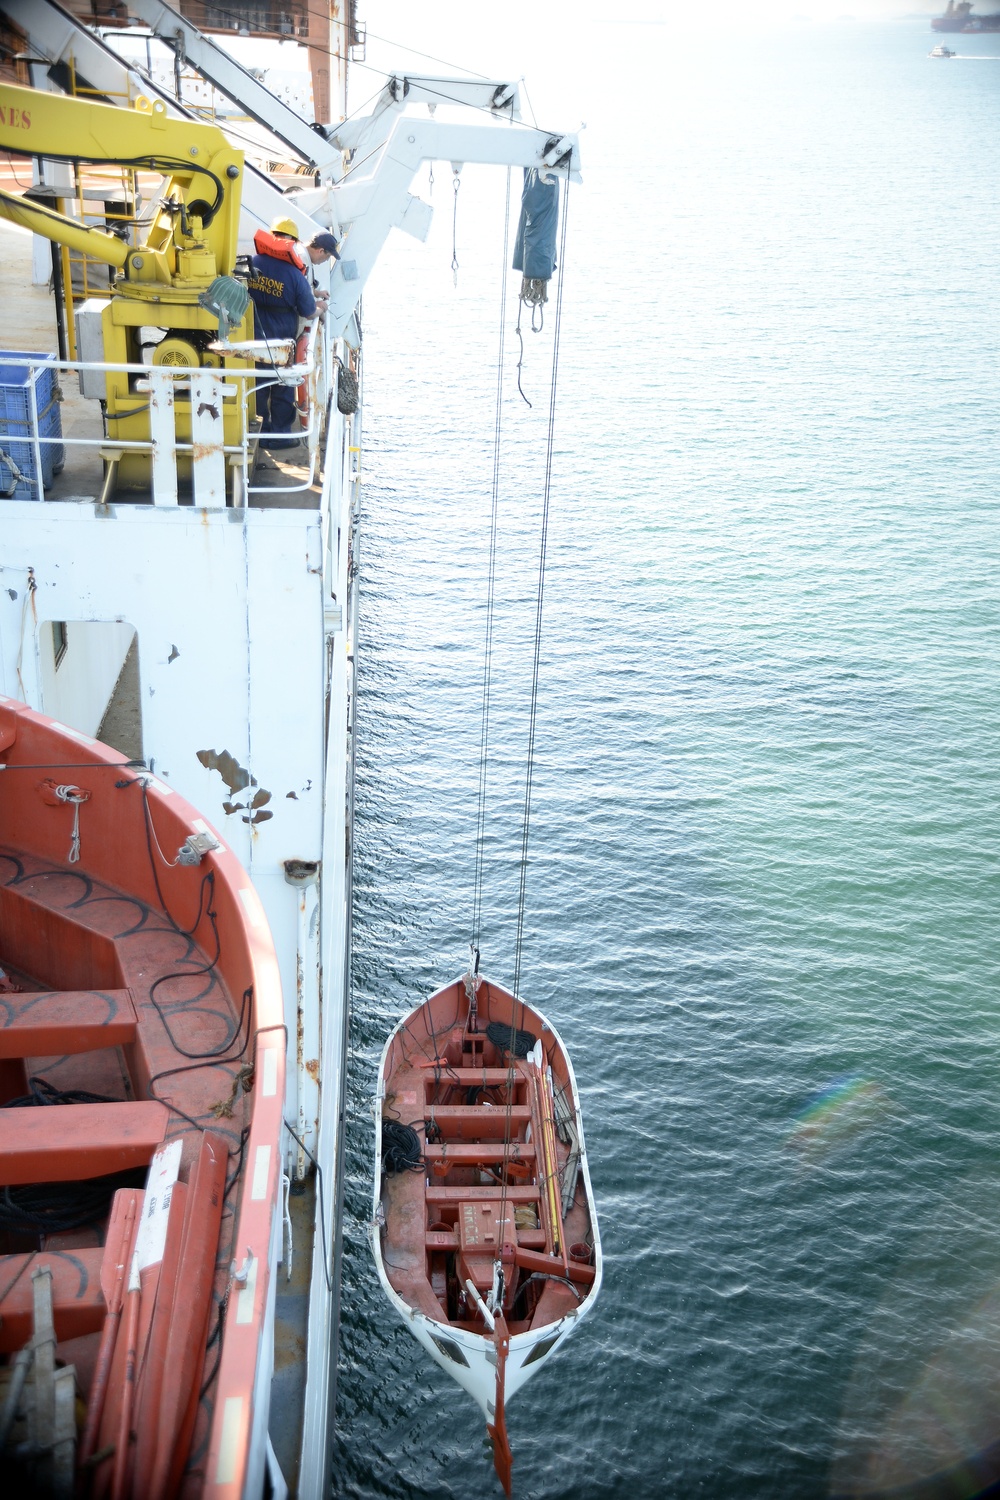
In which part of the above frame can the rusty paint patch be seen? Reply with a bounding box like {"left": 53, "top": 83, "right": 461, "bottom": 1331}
{"left": 198, "top": 748, "right": 273, "bottom": 824}
{"left": 167, "top": 644, "right": 179, "bottom": 663}
{"left": 305, "top": 1058, "right": 320, "bottom": 1083}
{"left": 197, "top": 748, "right": 254, "bottom": 794}
{"left": 286, "top": 791, "right": 298, "bottom": 800}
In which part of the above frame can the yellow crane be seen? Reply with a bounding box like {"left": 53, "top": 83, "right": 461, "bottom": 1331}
{"left": 0, "top": 83, "right": 255, "bottom": 493}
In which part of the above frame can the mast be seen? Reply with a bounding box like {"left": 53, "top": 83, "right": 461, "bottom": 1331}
{"left": 321, "top": 0, "right": 357, "bottom": 125}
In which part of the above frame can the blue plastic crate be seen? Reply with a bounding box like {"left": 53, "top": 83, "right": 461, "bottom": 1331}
{"left": 0, "top": 352, "right": 63, "bottom": 499}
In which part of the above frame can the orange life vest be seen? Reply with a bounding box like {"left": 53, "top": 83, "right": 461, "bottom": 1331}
{"left": 252, "top": 227, "right": 306, "bottom": 274}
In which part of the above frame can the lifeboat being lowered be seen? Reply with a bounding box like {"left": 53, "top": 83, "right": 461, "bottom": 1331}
{"left": 0, "top": 696, "right": 284, "bottom": 1498}
{"left": 373, "top": 973, "right": 602, "bottom": 1495}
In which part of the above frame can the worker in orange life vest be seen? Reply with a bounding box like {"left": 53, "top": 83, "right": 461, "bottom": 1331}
{"left": 247, "top": 216, "right": 315, "bottom": 447}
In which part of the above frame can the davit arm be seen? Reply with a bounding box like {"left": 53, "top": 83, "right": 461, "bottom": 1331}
{"left": 293, "top": 107, "right": 581, "bottom": 340}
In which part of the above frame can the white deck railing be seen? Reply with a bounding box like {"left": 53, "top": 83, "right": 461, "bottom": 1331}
{"left": 0, "top": 315, "right": 335, "bottom": 506}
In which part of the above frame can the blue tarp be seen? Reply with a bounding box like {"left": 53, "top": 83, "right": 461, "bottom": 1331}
{"left": 512, "top": 168, "right": 559, "bottom": 281}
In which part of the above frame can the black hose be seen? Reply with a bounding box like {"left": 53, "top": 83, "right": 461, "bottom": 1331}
{"left": 382, "top": 1119, "right": 423, "bottom": 1174}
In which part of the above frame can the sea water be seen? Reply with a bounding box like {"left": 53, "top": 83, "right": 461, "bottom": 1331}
{"left": 333, "top": 15, "right": 1000, "bottom": 1498}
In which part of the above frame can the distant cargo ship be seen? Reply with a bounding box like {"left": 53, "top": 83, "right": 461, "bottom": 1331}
{"left": 932, "top": 1, "right": 1000, "bottom": 30}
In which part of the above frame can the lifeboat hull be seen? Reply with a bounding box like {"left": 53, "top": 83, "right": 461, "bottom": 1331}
{"left": 0, "top": 695, "right": 285, "bottom": 1498}
{"left": 372, "top": 973, "right": 601, "bottom": 1489}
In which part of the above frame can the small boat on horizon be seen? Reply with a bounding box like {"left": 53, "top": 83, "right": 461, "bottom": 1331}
{"left": 930, "top": 43, "right": 958, "bottom": 55}
{"left": 372, "top": 971, "right": 601, "bottom": 1494}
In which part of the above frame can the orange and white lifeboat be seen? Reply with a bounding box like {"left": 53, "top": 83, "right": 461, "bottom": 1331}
{"left": 372, "top": 973, "right": 602, "bottom": 1495}
{"left": 0, "top": 695, "right": 285, "bottom": 1499}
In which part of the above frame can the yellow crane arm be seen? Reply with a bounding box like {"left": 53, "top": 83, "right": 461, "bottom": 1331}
{"left": 0, "top": 187, "right": 129, "bottom": 269}
{"left": 0, "top": 84, "right": 230, "bottom": 179}
{"left": 0, "top": 84, "right": 244, "bottom": 281}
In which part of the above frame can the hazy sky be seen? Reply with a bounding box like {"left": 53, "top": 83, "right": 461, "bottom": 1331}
{"left": 582, "top": 1, "right": 943, "bottom": 13}
{"left": 341, "top": 0, "right": 949, "bottom": 116}
{"left": 359, "top": 0, "right": 945, "bottom": 31}
{"left": 349, "top": 0, "right": 948, "bottom": 85}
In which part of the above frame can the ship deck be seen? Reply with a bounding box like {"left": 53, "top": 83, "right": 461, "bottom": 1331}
{"left": 0, "top": 220, "right": 321, "bottom": 511}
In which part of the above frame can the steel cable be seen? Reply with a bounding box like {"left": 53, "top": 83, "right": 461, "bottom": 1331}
{"left": 471, "top": 167, "right": 513, "bottom": 958}
{"left": 510, "top": 177, "right": 569, "bottom": 1009}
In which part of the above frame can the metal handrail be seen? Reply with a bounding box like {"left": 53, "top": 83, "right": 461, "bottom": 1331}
{"left": 0, "top": 320, "right": 330, "bottom": 503}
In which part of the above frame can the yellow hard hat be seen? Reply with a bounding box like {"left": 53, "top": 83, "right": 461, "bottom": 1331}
{"left": 270, "top": 215, "right": 299, "bottom": 237}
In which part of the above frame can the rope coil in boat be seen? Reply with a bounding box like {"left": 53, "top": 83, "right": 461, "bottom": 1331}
{"left": 53, "top": 782, "right": 90, "bottom": 863}
{"left": 486, "top": 1021, "right": 537, "bottom": 1059}
{"left": 381, "top": 1119, "right": 423, "bottom": 1174}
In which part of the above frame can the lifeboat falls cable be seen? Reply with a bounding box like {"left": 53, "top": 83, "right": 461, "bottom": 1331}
{"left": 470, "top": 166, "right": 513, "bottom": 973}
{"left": 491, "top": 175, "right": 570, "bottom": 1499}
{"left": 510, "top": 175, "right": 569, "bottom": 1011}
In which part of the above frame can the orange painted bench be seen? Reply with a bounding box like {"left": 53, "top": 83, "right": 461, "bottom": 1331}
{"left": 0, "top": 1100, "right": 168, "bottom": 1184}
{"left": 0, "top": 1247, "right": 107, "bottom": 1350}
{"left": 425, "top": 1104, "right": 531, "bottom": 1139}
{"left": 423, "top": 1142, "right": 537, "bottom": 1165}
{"left": 427, "top": 1184, "right": 540, "bottom": 1204}
{"left": 0, "top": 988, "right": 138, "bottom": 1058}
{"left": 418, "top": 1067, "right": 529, "bottom": 1086}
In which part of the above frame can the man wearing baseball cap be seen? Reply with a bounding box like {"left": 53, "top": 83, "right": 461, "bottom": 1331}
{"left": 306, "top": 232, "right": 339, "bottom": 262}
{"left": 304, "top": 233, "right": 339, "bottom": 315}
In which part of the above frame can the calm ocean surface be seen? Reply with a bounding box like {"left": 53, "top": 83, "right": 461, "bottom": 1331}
{"left": 333, "top": 14, "right": 1000, "bottom": 1498}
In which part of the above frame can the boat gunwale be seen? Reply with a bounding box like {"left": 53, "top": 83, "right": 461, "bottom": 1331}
{"left": 371, "top": 973, "right": 603, "bottom": 1354}
{"left": 0, "top": 694, "right": 287, "bottom": 1500}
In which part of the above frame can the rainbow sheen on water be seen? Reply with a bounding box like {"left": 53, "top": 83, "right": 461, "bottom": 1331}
{"left": 787, "top": 1075, "right": 895, "bottom": 1165}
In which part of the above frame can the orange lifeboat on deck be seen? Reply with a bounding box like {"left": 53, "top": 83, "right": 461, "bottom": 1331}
{"left": 0, "top": 695, "right": 285, "bottom": 1499}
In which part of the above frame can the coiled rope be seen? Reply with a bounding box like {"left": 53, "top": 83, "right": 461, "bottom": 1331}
{"left": 0, "top": 1078, "right": 140, "bottom": 1234}
{"left": 381, "top": 1119, "right": 424, "bottom": 1175}
{"left": 486, "top": 1020, "right": 537, "bottom": 1059}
